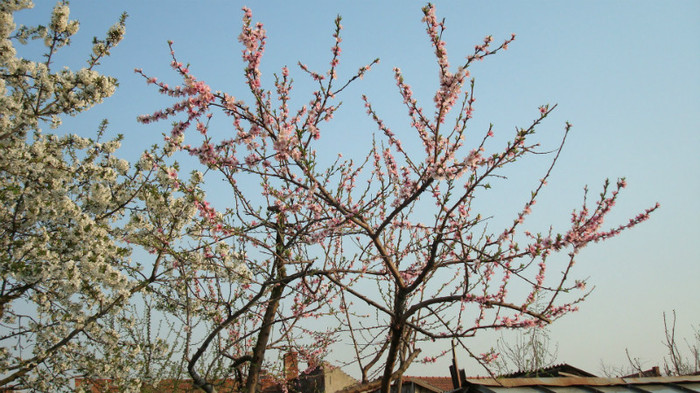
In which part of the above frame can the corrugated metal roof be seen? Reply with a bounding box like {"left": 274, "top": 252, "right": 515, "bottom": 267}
{"left": 459, "top": 375, "right": 700, "bottom": 393}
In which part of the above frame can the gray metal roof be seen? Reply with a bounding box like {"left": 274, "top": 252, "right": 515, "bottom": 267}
{"left": 459, "top": 375, "right": 700, "bottom": 393}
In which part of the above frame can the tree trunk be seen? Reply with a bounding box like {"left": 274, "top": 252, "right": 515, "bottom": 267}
{"left": 245, "top": 212, "right": 287, "bottom": 393}
{"left": 380, "top": 291, "right": 406, "bottom": 393}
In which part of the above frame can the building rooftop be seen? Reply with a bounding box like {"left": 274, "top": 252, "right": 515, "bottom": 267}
{"left": 461, "top": 374, "right": 700, "bottom": 392}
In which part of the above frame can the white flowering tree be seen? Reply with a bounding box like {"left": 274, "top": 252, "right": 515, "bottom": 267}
{"left": 138, "top": 4, "right": 658, "bottom": 393}
{"left": 0, "top": 2, "right": 203, "bottom": 391}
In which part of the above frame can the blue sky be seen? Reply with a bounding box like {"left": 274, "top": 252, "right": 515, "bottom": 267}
{"left": 15, "top": 0, "right": 700, "bottom": 377}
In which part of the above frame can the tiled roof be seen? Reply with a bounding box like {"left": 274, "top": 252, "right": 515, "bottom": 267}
{"left": 404, "top": 376, "right": 455, "bottom": 392}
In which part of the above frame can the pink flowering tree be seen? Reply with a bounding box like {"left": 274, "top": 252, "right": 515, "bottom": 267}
{"left": 139, "top": 4, "right": 657, "bottom": 393}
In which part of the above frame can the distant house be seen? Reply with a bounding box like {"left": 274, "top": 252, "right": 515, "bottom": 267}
{"left": 264, "top": 353, "right": 358, "bottom": 393}
{"left": 493, "top": 363, "right": 597, "bottom": 379}
{"left": 621, "top": 366, "right": 662, "bottom": 378}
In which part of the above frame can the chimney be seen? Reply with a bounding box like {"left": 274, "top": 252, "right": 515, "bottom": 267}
{"left": 284, "top": 351, "right": 299, "bottom": 381}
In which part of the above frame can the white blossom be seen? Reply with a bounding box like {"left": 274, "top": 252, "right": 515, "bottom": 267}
{"left": 49, "top": 4, "right": 70, "bottom": 34}
{"left": 0, "top": 2, "right": 158, "bottom": 390}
